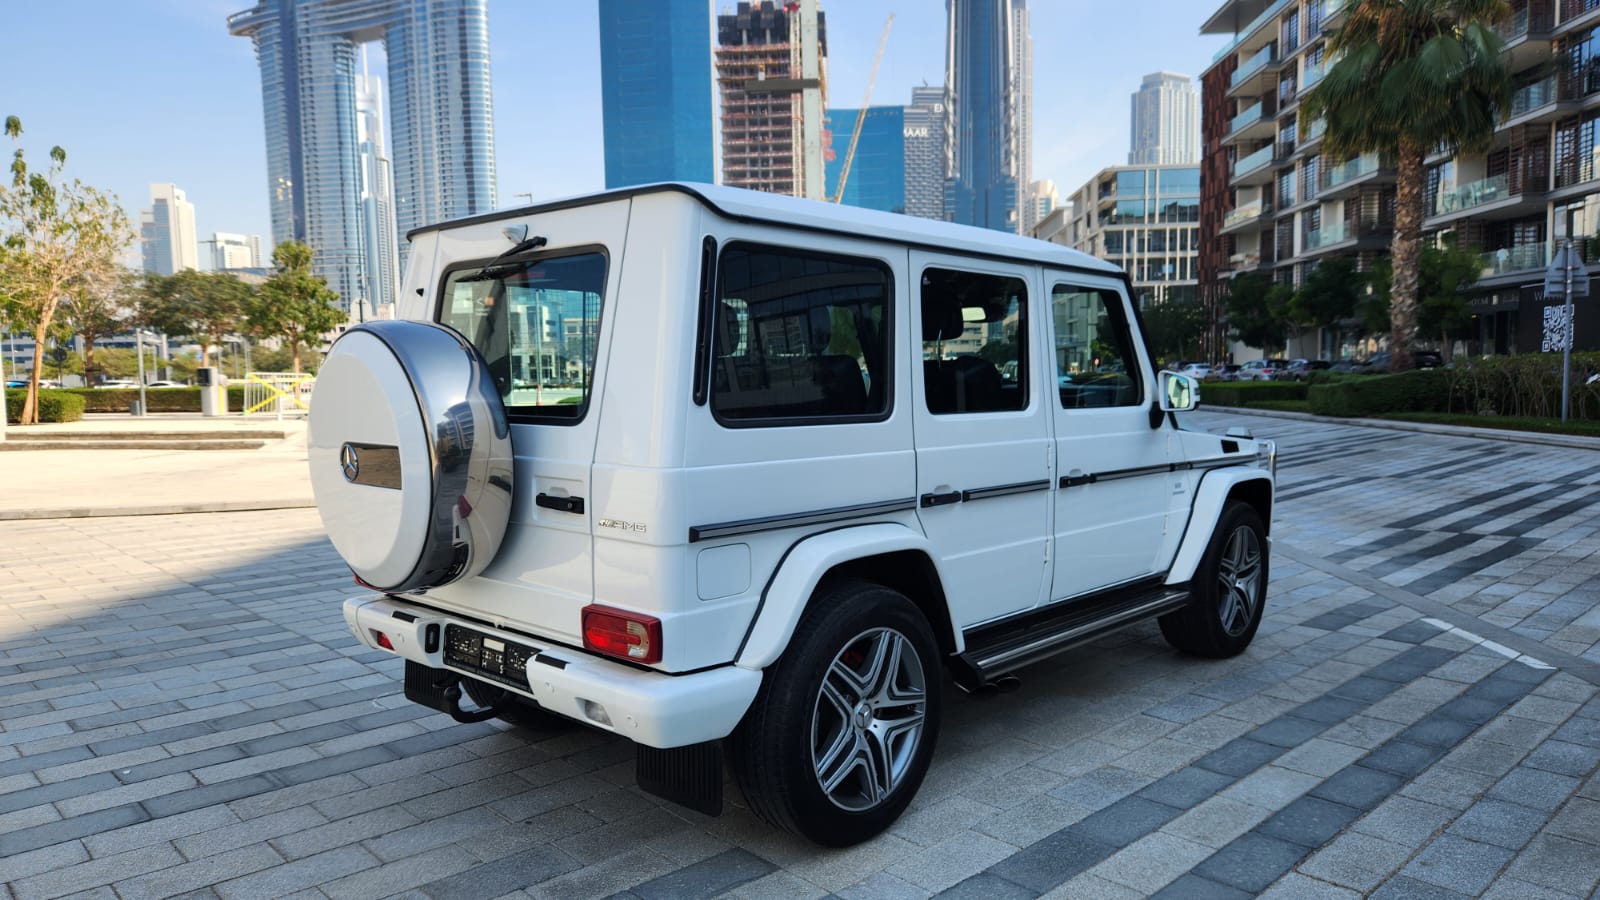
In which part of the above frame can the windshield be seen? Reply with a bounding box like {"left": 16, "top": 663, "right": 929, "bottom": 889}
{"left": 440, "top": 251, "right": 607, "bottom": 420}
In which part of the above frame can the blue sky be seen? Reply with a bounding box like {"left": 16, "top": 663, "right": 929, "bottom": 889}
{"left": 1, "top": 1, "right": 1227, "bottom": 257}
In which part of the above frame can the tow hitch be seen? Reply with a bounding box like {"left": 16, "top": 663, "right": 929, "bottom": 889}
{"left": 403, "top": 661, "right": 504, "bottom": 724}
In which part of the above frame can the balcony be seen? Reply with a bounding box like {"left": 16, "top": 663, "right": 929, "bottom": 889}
{"left": 1501, "top": 76, "right": 1562, "bottom": 127}
{"left": 1232, "top": 144, "right": 1276, "bottom": 183}
{"left": 1479, "top": 241, "right": 1548, "bottom": 276}
{"left": 1223, "top": 199, "right": 1273, "bottom": 232}
{"left": 1318, "top": 0, "right": 1348, "bottom": 33}
{"left": 1300, "top": 60, "right": 1326, "bottom": 93}
{"left": 1231, "top": 45, "right": 1277, "bottom": 88}
{"left": 1432, "top": 173, "right": 1516, "bottom": 219}
{"left": 1322, "top": 154, "right": 1386, "bottom": 196}
{"left": 1305, "top": 221, "right": 1350, "bottom": 251}
{"left": 1211, "top": 0, "right": 1294, "bottom": 64}
{"left": 1230, "top": 102, "right": 1265, "bottom": 134}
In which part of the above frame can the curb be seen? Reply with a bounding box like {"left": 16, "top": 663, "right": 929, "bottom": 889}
{"left": 1203, "top": 405, "right": 1600, "bottom": 451}
{"left": 0, "top": 498, "right": 317, "bottom": 521}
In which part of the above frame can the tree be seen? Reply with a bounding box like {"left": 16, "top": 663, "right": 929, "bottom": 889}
{"left": 0, "top": 116, "right": 133, "bottom": 423}
{"left": 61, "top": 266, "right": 133, "bottom": 386}
{"left": 139, "top": 269, "right": 254, "bottom": 366}
{"left": 1290, "top": 257, "right": 1367, "bottom": 351}
{"left": 1302, "top": 0, "right": 1511, "bottom": 372}
{"left": 1221, "top": 273, "right": 1292, "bottom": 355}
{"left": 1368, "top": 238, "right": 1482, "bottom": 358}
{"left": 1141, "top": 299, "right": 1208, "bottom": 364}
{"left": 248, "top": 241, "right": 344, "bottom": 373}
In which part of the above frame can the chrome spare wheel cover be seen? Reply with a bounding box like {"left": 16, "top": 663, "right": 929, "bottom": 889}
{"left": 308, "top": 321, "right": 514, "bottom": 593}
{"left": 811, "top": 627, "right": 928, "bottom": 812}
{"left": 1217, "top": 525, "right": 1263, "bottom": 637}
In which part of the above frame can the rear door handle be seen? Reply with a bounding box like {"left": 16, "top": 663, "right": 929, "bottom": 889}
{"left": 535, "top": 493, "right": 585, "bottom": 514}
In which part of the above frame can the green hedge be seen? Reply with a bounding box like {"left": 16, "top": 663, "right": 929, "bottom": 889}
{"left": 1200, "top": 382, "right": 1308, "bottom": 408}
{"left": 62, "top": 387, "right": 249, "bottom": 413}
{"left": 5, "top": 388, "right": 87, "bottom": 423}
{"left": 1445, "top": 352, "right": 1600, "bottom": 421}
{"left": 1307, "top": 370, "right": 1453, "bottom": 418}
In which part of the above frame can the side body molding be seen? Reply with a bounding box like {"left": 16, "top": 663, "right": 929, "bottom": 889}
{"left": 1164, "top": 468, "right": 1274, "bottom": 586}
{"left": 736, "top": 523, "right": 952, "bottom": 670}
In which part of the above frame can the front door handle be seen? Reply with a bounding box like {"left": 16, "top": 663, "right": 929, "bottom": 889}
{"left": 535, "top": 493, "right": 585, "bottom": 514}
{"left": 920, "top": 490, "right": 963, "bottom": 508}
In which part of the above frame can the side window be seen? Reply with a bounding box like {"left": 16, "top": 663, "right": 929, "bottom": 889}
{"left": 710, "top": 243, "right": 891, "bottom": 424}
{"left": 441, "top": 251, "right": 607, "bottom": 421}
{"left": 921, "top": 268, "right": 1028, "bottom": 414}
{"left": 1051, "top": 285, "right": 1143, "bottom": 409}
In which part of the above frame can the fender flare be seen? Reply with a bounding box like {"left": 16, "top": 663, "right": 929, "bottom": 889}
{"left": 735, "top": 522, "right": 949, "bottom": 670}
{"left": 1165, "top": 468, "right": 1274, "bottom": 585}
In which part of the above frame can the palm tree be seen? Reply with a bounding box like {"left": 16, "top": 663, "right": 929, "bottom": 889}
{"left": 1302, "top": 0, "right": 1511, "bottom": 371}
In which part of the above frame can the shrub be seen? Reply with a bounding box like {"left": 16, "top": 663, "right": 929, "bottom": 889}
{"left": 66, "top": 387, "right": 201, "bottom": 413}
{"left": 1308, "top": 370, "right": 1453, "bottom": 417}
{"left": 5, "top": 388, "right": 87, "bottom": 423}
{"left": 1444, "top": 352, "right": 1600, "bottom": 421}
{"left": 1199, "top": 382, "right": 1308, "bottom": 408}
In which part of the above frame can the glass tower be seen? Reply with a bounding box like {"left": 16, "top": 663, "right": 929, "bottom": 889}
{"left": 904, "top": 86, "right": 949, "bottom": 221}
{"left": 229, "top": 0, "right": 496, "bottom": 312}
{"left": 598, "top": 0, "right": 714, "bottom": 188}
{"left": 825, "top": 107, "right": 905, "bottom": 213}
{"left": 1130, "top": 72, "right": 1200, "bottom": 166}
{"left": 946, "top": 0, "right": 1018, "bottom": 233}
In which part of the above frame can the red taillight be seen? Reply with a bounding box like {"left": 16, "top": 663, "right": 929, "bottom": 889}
{"left": 371, "top": 630, "right": 394, "bottom": 650}
{"left": 581, "top": 605, "right": 662, "bottom": 664}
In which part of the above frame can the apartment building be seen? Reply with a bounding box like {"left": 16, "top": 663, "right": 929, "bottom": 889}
{"left": 1037, "top": 164, "right": 1201, "bottom": 309}
{"left": 1204, "top": 0, "right": 1600, "bottom": 357}
{"left": 1201, "top": 0, "right": 1394, "bottom": 360}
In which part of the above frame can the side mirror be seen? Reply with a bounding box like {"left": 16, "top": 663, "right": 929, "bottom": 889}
{"left": 1158, "top": 371, "right": 1199, "bottom": 413}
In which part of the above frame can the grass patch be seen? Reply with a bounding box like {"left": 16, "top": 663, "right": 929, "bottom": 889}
{"left": 1373, "top": 412, "right": 1600, "bottom": 438}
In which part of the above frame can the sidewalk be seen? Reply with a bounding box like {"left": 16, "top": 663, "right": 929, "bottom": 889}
{"left": 1203, "top": 404, "right": 1600, "bottom": 451}
{"left": 0, "top": 413, "right": 313, "bottom": 520}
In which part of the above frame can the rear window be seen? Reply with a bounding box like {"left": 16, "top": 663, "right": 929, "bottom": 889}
{"left": 440, "top": 250, "right": 607, "bottom": 421}
{"left": 710, "top": 243, "right": 892, "bottom": 425}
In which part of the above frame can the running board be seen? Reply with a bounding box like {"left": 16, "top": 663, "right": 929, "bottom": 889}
{"left": 952, "top": 581, "right": 1191, "bottom": 691}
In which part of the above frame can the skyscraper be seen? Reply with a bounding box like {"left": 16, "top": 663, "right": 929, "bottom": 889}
{"left": 212, "top": 232, "right": 264, "bottom": 270}
{"left": 903, "top": 85, "right": 949, "bottom": 221}
{"left": 1130, "top": 72, "right": 1200, "bottom": 166}
{"left": 946, "top": 0, "right": 1018, "bottom": 233}
{"left": 1011, "top": 1, "right": 1033, "bottom": 232}
{"left": 229, "top": 0, "right": 497, "bottom": 312}
{"left": 825, "top": 106, "right": 905, "bottom": 213}
{"left": 356, "top": 69, "right": 399, "bottom": 319}
{"left": 598, "top": 0, "right": 714, "bottom": 188}
{"left": 140, "top": 184, "right": 199, "bottom": 276}
{"left": 715, "top": 1, "right": 828, "bottom": 197}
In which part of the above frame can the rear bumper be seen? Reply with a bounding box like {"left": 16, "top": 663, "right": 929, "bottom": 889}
{"left": 344, "top": 595, "right": 761, "bottom": 748}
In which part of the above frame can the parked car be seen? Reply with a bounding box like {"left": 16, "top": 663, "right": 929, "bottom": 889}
{"left": 1283, "top": 359, "right": 1332, "bottom": 381}
{"left": 1237, "top": 358, "right": 1289, "bottom": 381}
{"left": 147, "top": 380, "right": 188, "bottom": 388}
{"left": 1214, "top": 363, "right": 1243, "bottom": 382}
{"left": 96, "top": 380, "right": 139, "bottom": 389}
{"left": 1328, "top": 359, "right": 1363, "bottom": 373}
{"left": 1358, "top": 350, "right": 1443, "bottom": 373}
{"left": 307, "top": 183, "right": 1276, "bottom": 846}
{"left": 1177, "top": 362, "right": 1213, "bottom": 380}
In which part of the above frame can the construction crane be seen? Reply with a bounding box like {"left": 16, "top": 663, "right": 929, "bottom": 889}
{"left": 831, "top": 13, "right": 894, "bottom": 204}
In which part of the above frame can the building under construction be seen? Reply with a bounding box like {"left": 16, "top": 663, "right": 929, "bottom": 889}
{"left": 715, "top": 1, "right": 827, "bottom": 197}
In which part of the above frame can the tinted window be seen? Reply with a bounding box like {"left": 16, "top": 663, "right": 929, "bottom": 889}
{"left": 1051, "top": 285, "right": 1142, "bottom": 409}
{"left": 441, "top": 251, "right": 606, "bottom": 420}
{"left": 711, "top": 244, "right": 891, "bottom": 423}
{"left": 922, "top": 268, "right": 1028, "bottom": 414}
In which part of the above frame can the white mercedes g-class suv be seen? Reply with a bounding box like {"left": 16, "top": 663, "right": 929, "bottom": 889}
{"left": 308, "top": 183, "right": 1275, "bottom": 847}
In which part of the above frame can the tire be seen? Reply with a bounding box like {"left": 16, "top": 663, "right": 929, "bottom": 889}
{"left": 730, "top": 579, "right": 942, "bottom": 847}
{"left": 1161, "top": 501, "right": 1268, "bottom": 658}
{"left": 461, "top": 678, "right": 572, "bottom": 732}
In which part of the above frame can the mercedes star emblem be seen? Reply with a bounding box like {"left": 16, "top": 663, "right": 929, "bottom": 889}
{"left": 340, "top": 443, "right": 360, "bottom": 482}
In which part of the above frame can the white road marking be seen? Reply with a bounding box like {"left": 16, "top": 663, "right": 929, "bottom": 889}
{"left": 1422, "top": 618, "right": 1556, "bottom": 670}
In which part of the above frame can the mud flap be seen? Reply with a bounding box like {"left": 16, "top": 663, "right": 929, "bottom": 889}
{"left": 636, "top": 741, "right": 724, "bottom": 817}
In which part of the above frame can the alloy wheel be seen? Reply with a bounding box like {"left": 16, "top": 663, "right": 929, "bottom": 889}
{"left": 810, "top": 627, "right": 927, "bottom": 812}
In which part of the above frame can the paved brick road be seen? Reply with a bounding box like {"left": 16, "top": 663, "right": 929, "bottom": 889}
{"left": 1, "top": 411, "right": 1597, "bottom": 899}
